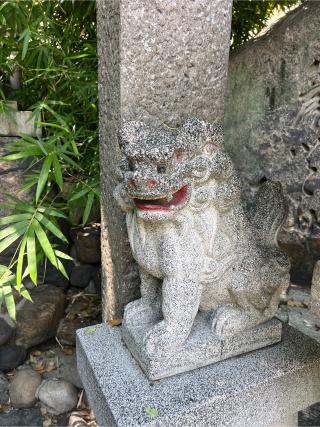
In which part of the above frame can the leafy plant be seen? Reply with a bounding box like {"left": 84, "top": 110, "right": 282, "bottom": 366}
{"left": 0, "top": 0, "right": 99, "bottom": 317}
{"left": 144, "top": 406, "right": 159, "bottom": 418}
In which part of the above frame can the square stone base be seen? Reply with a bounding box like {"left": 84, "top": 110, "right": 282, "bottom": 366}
{"left": 122, "top": 313, "right": 282, "bottom": 380}
{"left": 77, "top": 324, "right": 320, "bottom": 427}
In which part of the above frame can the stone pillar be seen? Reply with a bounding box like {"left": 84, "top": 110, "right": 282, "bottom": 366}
{"left": 97, "top": 0, "right": 233, "bottom": 320}
{"left": 311, "top": 261, "right": 320, "bottom": 316}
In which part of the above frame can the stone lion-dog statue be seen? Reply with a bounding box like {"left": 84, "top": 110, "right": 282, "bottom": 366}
{"left": 114, "top": 118, "right": 290, "bottom": 359}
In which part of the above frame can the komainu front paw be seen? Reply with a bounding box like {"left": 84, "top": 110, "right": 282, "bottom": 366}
{"left": 123, "top": 298, "right": 160, "bottom": 327}
{"left": 143, "top": 321, "right": 184, "bottom": 357}
{"left": 211, "top": 305, "right": 254, "bottom": 339}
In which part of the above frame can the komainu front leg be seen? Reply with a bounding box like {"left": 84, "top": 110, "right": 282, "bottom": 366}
{"left": 143, "top": 274, "right": 202, "bottom": 357}
{"left": 123, "top": 270, "right": 161, "bottom": 327}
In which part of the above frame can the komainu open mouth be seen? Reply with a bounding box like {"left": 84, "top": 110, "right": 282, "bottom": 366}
{"left": 134, "top": 185, "right": 188, "bottom": 211}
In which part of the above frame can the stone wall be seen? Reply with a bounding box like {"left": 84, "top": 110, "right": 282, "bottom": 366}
{"left": 225, "top": 1, "right": 320, "bottom": 285}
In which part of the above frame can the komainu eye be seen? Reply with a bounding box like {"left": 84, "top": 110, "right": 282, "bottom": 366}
{"left": 157, "top": 165, "right": 166, "bottom": 174}
{"left": 128, "top": 160, "right": 135, "bottom": 172}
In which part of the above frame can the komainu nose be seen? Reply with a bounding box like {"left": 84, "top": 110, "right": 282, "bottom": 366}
{"left": 128, "top": 179, "right": 136, "bottom": 188}
{"left": 147, "top": 179, "right": 157, "bottom": 187}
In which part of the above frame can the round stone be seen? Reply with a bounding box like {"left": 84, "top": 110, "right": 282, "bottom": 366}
{"left": 36, "top": 379, "right": 78, "bottom": 415}
{"left": 0, "top": 345, "right": 26, "bottom": 372}
{"left": 0, "top": 372, "right": 9, "bottom": 404}
{"left": 9, "top": 368, "right": 42, "bottom": 408}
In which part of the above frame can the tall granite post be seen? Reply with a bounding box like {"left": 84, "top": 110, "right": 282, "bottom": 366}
{"left": 97, "top": 0, "right": 233, "bottom": 320}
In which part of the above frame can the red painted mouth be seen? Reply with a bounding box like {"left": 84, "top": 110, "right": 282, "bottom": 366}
{"left": 134, "top": 185, "right": 188, "bottom": 211}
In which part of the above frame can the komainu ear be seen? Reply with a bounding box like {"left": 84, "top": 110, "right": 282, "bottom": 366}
{"left": 119, "top": 121, "right": 149, "bottom": 148}
{"left": 188, "top": 156, "right": 212, "bottom": 183}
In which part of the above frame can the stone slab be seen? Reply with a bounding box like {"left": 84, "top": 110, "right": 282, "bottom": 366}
{"left": 77, "top": 324, "right": 320, "bottom": 427}
{"left": 0, "top": 111, "right": 41, "bottom": 137}
{"left": 122, "top": 313, "right": 282, "bottom": 380}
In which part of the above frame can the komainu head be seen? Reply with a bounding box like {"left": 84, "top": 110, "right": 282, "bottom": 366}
{"left": 116, "top": 118, "right": 224, "bottom": 220}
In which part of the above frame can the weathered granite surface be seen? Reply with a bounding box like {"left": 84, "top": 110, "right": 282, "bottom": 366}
{"left": 77, "top": 324, "right": 320, "bottom": 427}
{"left": 310, "top": 261, "right": 320, "bottom": 316}
{"left": 97, "top": 0, "right": 233, "bottom": 320}
{"left": 114, "top": 118, "right": 290, "bottom": 379}
{"left": 225, "top": 1, "right": 320, "bottom": 286}
{"left": 122, "top": 315, "right": 282, "bottom": 380}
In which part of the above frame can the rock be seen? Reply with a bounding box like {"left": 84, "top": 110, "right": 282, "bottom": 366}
{"left": 56, "top": 295, "right": 101, "bottom": 347}
{"left": 85, "top": 279, "right": 98, "bottom": 295}
{"left": 0, "top": 317, "right": 14, "bottom": 346}
{"left": 0, "top": 345, "right": 26, "bottom": 372}
{"left": 69, "top": 264, "right": 97, "bottom": 288}
{"left": 36, "top": 379, "right": 78, "bottom": 415}
{"left": 91, "top": 268, "right": 101, "bottom": 296}
{"left": 40, "top": 263, "right": 70, "bottom": 289}
{"left": 15, "top": 285, "right": 66, "bottom": 349}
{"left": 0, "top": 372, "right": 9, "bottom": 404}
{"left": 41, "top": 347, "right": 82, "bottom": 389}
{"left": 71, "top": 224, "right": 101, "bottom": 264}
{"left": 56, "top": 317, "right": 82, "bottom": 346}
{"left": 9, "top": 368, "right": 42, "bottom": 408}
{"left": 0, "top": 407, "right": 42, "bottom": 426}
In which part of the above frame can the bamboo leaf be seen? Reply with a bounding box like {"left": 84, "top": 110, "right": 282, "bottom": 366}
{"left": 38, "top": 207, "right": 67, "bottom": 218}
{"left": 60, "top": 153, "right": 81, "bottom": 170}
{"left": 15, "top": 283, "right": 32, "bottom": 302}
{"left": 16, "top": 234, "right": 27, "bottom": 290}
{"left": 37, "top": 122, "right": 70, "bottom": 133}
{"left": 35, "top": 212, "right": 67, "bottom": 242}
{"left": 69, "top": 187, "right": 89, "bottom": 202}
{"left": 52, "top": 153, "right": 63, "bottom": 190}
{"left": 55, "top": 249, "right": 73, "bottom": 261}
{"left": 0, "top": 265, "right": 15, "bottom": 283}
{"left": 56, "top": 258, "right": 69, "bottom": 279}
{"left": 1, "top": 150, "right": 40, "bottom": 161}
{"left": 4, "top": 194, "right": 35, "bottom": 210}
{"left": 36, "top": 155, "right": 52, "bottom": 202}
{"left": 0, "top": 213, "right": 32, "bottom": 226}
{"left": 82, "top": 192, "right": 94, "bottom": 225}
{"left": 3, "top": 284, "right": 16, "bottom": 320}
{"left": 0, "top": 221, "right": 29, "bottom": 241}
{"left": 27, "top": 228, "right": 37, "bottom": 285}
{"left": 70, "top": 139, "right": 79, "bottom": 156}
{"left": 33, "top": 219, "right": 57, "bottom": 267}
{"left": 35, "top": 138, "right": 48, "bottom": 155}
{"left": 21, "top": 29, "right": 31, "bottom": 60}
{"left": 0, "top": 227, "right": 28, "bottom": 253}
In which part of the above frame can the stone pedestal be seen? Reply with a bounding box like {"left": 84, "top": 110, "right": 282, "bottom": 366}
{"left": 77, "top": 324, "right": 320, "bottom": 426}
{"left": 123, "top": 313, "right": 282, "bottom": 380}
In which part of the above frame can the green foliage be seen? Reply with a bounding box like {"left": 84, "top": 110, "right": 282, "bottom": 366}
{"left": 144, "top": 406, "right": 159, "bottom": 419}
{"left": 231, "top": 0, "right": 301, "bottom": 48}
{"left": 0, "top": 0, "right": 99, "bottom": 317}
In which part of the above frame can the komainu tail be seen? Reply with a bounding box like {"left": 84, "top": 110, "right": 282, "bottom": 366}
{"left": 250, "top": 181, "right": 287, "bottom": 248}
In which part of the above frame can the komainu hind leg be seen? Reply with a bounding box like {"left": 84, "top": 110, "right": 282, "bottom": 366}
{"left": 211, "top": 303, "right": 265, "bottom": 339}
